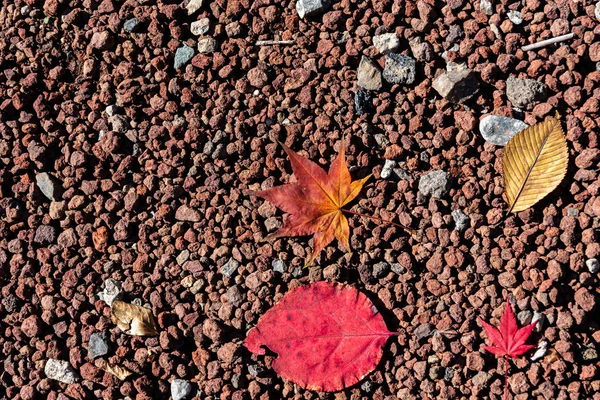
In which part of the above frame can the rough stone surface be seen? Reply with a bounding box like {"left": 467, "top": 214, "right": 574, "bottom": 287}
{"left": 34, "top": 225, "right": 57, "bottom": 244}
{"left": 191, "top": 18, "right": 210, "bottom": 36}
{"left": 480, "top": 0, "right": 493, "bottom": 15}
{"left": 221, "top": 258, "right": 239, "bottom": 278}
{"left": 97, "top": 278, "right": 123, "bottom": 306}
{"left": 372, "top": 33, "right": 400, "bottom": 54}
{"left": 479, "top": 115, "right": 529, "bottom": 146}
{"left": 88, "top": 332, "right": 109, "bottom": 360}
{"left": 507, "top": 10, "right": 523, "bottom": 25}
{"left": 186, "top": 0, "right": 203, "bottom": 15}
{"left": 296, "top": 0, "right": 331, "bottom": 19}
{"left": 174, "top": 45, "right": 195, "bottom": 69}
{"left": 123, "top": 18, "right": 140, "bottom": 32}
{"left": 354, "top": 90, "right": 372, "bottom": 115}
{"left": 44, "top": 359, "right": 79, "bottom": 384}
{"left": 432, "top": 69, "right": 480, "bottom": 103}
{"left": 506, "top": 76, "right": 548, "bottom": 110}
{"left": 451, "top": 209, "right": 470, "bottom": 232}
{"left": 587, "top": 258, "right": 599, "bottom": 274}
{"left": 418, "top": 170, "right": 451, "bottom": 198}
{"left": 171, "top": 379, "right": 193, "bottom": 400}
{"left": 383, "top": 54, "right": 416, "bottom": 85}
{"left": 197, "top": 37, "right": 217, "bottom": 54}
{"left": 357, "top": 56, "right": 382, "bottom": 91}
{"left": 175, "top": 205, "right": 201, "bottom": 222}
{"left": 36, "top": 173, "right": 62, "bottom": 201}
{"left": 271, "top": 259, "right": 287, "bottom": 273}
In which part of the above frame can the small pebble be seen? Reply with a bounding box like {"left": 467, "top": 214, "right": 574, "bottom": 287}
{"left": 97, "top": 278, "right": 123, "bottom": 307}
{"left": 418, "top": 170, "right": 451, "bottom": 199}
{"left": 171, "top": 379, "right": 193, "bottom": 400}
{"left": 221, "top": 258, "right": 239, "bottom": 278}
{"left": 372, "top": 262, "right": 390, "bottom": 278}
{"left": 44, "top": 359, "right": 79, "bottom": 384}
{"left": 480, "top": 0, "right": 493, "bottom": 15}
{"left": 382, "top": 54, "right": 416, "bottom": 85}
{"left": 123, "top": 18, "right": 140, "bottom": 33}
{"left": 191, "top": 18, "right": 210, "bottom": 36}
{"left": 271, "top": 259, "right": 287, "bottom": 273}
{"left": 357, "top": 56, "right": 382, "bottom": 91}
{"left": 186, "top": 0, "right": 203, "bottom": 15}
{"left": 174, "top": 45, "right": 195, "bottom": 69}
{"left": 432, "top": 68, "right": 480, "bottom": 103}
{"left": 372, "top": 33, "right": 400, "bottom": 54}
{"left": 198, "top": 37, "right": 217, "bottom": 54}
{"left": 507, "top": 10, "right": 523, "bottom": 25}
{"left": 296, "top": 0, "right": 330, "bottom": 19}
{"left": 479, "top": 115, "right": 528, "bottom": 146}
{"left": 451, "top": 209, "right": 470, "bottom": 232}
{"left": 354, "top": 90, "right": 372, "bottom": 115}
{"left": 506, "top": 76, "right": 548, "bottom": 110}
{"left": 88, "top": 332, "right": 109, "bottom": 360}
{"left": 586, "top": 258, "right": 599, "bottom": 273}
{"left": 36, "top": 173, "right": 62, "bottom": 201}
{"left": 380, "top": 160, "right": 397, "bottom": 179}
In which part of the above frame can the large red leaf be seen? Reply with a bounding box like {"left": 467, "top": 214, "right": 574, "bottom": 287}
{"left": 245, "top": 281, "right": 394, "bottom": 392}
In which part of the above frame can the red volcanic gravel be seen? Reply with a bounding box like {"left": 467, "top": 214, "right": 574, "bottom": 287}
{"left": 1, "top": 0, "right": 600, "bottom": 399}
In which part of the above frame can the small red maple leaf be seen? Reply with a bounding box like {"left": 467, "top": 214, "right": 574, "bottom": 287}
{"left": 478, "top": 297, "right": 537, "bottom": 358}
{"left": 479, "top": 297, "right": 538, "bottom": 400}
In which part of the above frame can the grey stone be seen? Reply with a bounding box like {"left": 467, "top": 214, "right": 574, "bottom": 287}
{"left": 479, "top": 115, "right": 528, "bottom": 146}
{"left": 429, "top": 365, "right": 444, "bottom": 380}
{"left": 34, "top": 225, "right": 57, "bottom": 244}
{"left": 88, "top": 332, "right": 109, "bottom": 360}
{"left": 44, "top": 359, "right": 79, "bottom": 384}
{"left": 197, "top": 37, "right": 217, "bottom": 54}
{"left": 171, "top": 379, "right": 193, "bottom": 400}
{"left": 191, "top": 18, "right": 210, "bottom": 36}
{"left": 292, "top": 267, "right": 303, "bottom": 277}
{"left": 225, "top": 21, "right": 243, "bottom": 37}
{"left": 186, "top": 0, "right": 203, "bottom": 15}
{"left": 357, "top": 56, "right": 382, "bottom": 91}
{"left": 174, "top": 45, "right": 195, "bottom": 69}
{"left": 271, "top": 259, "right": 286, "bottom": 273}
{"left": 226, "top": 285, "right": 243, "bottom": 306}
{"left": 583, "top": 348, "right": 598, "bottom": 361}
{"left": 586, "top": 258, "right": 599, "bottom": 273}
{"left": 372, "top": 33, "right": 400, "bottom": 54}
{"left": 567, "top": 208, "right": 579, "bottom": 217}
{"left": 36, "top": 173, "right": 62, "bottom": 201}
{"left": 596, "top": 2, "right": 600, "bottom": 21}
{"left": 248, "top": 364, "right": 264, "bottom": 377}
{"left": 296, "top": 0, "right": 330, "bottom": 19}
{"left": 380, "top": 160, "right": 396, "bottom": 179}
{"left": 390, "top": 263, "right": 406, "bottom": 274}
{"left": 432, "top": 69, "right": 479, "bottom": 103}
{"left": 506, "top": 76, "right": 548, "bottom": 110}
{"left": 97, "top": 278, "right": 123, "bottom": 306}
{"left": 480, "top": 0, "right": 493, "bottom": 15}
{"left": 418, "top": 170, "right": 451, "bottom": 199}
{"left": 472, "top": 371, "right": 491, "bottom": 387}
{"left": 123, "top": 18, "right": 140, "bottom": 32}
{"left": 105, "top": 105, "right": 117, "bottom": 117}
{"left": 532, "top": 311, "right": 544, "bottom": 332}
{"left": 409, "top": 36, "right": 433, "bottom": 62}
{"left": 383, "top": 54, "right": 416, "bottom": 85}
{"left": 451, "top": 209, "right": 470, "bottom": 232}
{"left": 221, "top": 258, "right": 239, "bottom": 278}
{"left": 530, "top": 341, "right": 548, "bottom": 361}
{"left": 372, "top": 262, "right": 390, "bottom": 278}
{"left": 354, "top": 90, "right": 372, "bottom": 115}
{"left": 444, "top": 367, "right": 455, "bottom": 381}
{"left": 414, "top": 323, "right": 435, "bottom": 339}
{"left": 507, "top": 10, "right": 523, "bottom": 25}
{"left": 517, "top": 310, "right": 533, "bottom": 326}
{"left": 361, "top": 381, "right": 373, "bottom": 393}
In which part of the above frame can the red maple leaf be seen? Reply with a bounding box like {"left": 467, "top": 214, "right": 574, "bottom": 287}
{"left": 478, "top": 297, "right": 537, "bottom": 358}
{"left": 245, "top": 281, "right": 395, "bottom": 392}
{"left": 479, "top": 297, "right": 537, "bottom": 399}
{"left": 255, "top": 142, "right": 371, "bottom": 266}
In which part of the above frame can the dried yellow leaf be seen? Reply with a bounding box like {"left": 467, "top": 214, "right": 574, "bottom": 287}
{"left": 111, "top": 301, "right": 158, "bottom": 336}
{"left": 104, "top": 363, "right": 132, "bottom": 381}
{"left": 502, "top": 115, "right": 568, "bottom": 213}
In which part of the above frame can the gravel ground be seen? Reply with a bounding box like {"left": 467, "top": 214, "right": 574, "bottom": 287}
{"left": 0, "top": 0, "right": 599, "bottom": 399}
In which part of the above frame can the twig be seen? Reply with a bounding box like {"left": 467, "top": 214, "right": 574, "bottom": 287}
{"left": 255, "top": 40, "right": 295, "bottom": 46}
{"left": 522, "top": 33, "right": 574, "bottom": 51}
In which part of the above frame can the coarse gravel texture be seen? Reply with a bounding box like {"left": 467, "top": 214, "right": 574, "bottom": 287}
{"left": 0, "top": 0, "right": 599, "bottom": 399}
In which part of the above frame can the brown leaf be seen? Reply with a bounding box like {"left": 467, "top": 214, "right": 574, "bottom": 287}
{"left": 103, "top": 363, "right": 132, "bottom": 381}
{"left": 111, "top": 301, "right": 158, "bottom": 336}
{"left": 502, "top": 115, "right": 569, "bottom": 213}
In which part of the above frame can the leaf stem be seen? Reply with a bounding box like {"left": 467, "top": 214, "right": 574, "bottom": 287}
{"left": 341, "top": 209, "right": 416, "bottom": 234}
{"left": 504, "top": 355, "right": 509, "bottom": 400}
